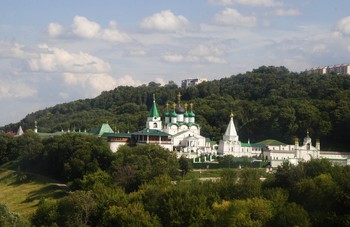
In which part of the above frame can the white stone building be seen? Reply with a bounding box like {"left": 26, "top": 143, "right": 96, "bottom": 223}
{"left": 218, "top": 114, "right": 350, "bottom": 167}
{"left": 217, "top": 113, "right": 263, "bottom": 157}
{"left": 131, "top": 93, "right": 213, "bottom": 158}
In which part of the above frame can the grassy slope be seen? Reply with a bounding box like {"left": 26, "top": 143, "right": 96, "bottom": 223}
{"left": 0, "top": 168, "right": 68, "bottom": 218}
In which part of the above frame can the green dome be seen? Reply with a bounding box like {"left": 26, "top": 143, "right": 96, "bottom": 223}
{"left": 148, "top": 100, "right": 160, "bottom": 118}
{"left": 171, "top": 110, "right": 178, "bottom": 117}
{"left": 189, "top": 111, "right": 195, "bottom": 117}
{"left": 164, "top": 111, "right": 170, "bottom": 117}
{"left": 184, "top": 111, "right": 189, "bottom": 117}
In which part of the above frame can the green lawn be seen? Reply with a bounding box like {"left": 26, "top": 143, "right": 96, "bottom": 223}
{"left": 0, "top": 168, "right": 67, "bottom": 218}
{"left": 183, "top": 169, "right": 224, "bottom": 180}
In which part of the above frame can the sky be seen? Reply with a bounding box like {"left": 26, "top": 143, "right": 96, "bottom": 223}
{"left": 1, "top": 0, "right": 350, "bottom": 126}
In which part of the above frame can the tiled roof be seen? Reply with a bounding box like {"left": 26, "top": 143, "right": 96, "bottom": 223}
{"left": 257, "top": 139, "right": 286, "bottom": 146}
{"left": 132, "top": 129, "right": 171, "bottom": 137}
{"left": 90, "top": 123, "right": 114, "bottom": 136}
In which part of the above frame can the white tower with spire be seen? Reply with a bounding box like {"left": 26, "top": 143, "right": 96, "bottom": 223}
{"left": 146, "top": 94, "right": 162, "bottom": 130}
{"left": 217, "top": 113, "right": 243, "bottom": 156}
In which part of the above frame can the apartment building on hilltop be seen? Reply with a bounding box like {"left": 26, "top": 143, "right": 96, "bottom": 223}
{"left": 305, "top": 64, "right": 350, "bottom": 75}
{"left": 181, "top": 78, "right": 207, "bottom": 88}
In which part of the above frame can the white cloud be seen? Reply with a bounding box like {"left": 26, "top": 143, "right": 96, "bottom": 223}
{"left": 274, "top": 9, "right": 301, "bottom": 16}
{"left": 214, "top": 8, "right": 256, "bottom": 27}
{"left": 48, "top": 23, "right": 64, "bottom": 37}
{"left": 140, "top": 10, "right": 190, "bottom": 32}
{"left": 154, "top": 77, "right": 166, "bottom": 85}
{"left": 116, "top": 74, "right": 142, "bottom": 86}
{"left": 63, "top": 73, "right": 141, "bottom": 96}
{"left": 337, "top": 16, "right": 350, "bottom": 35}
{"left": 48, "top": 16, "right": 131, "bottom": 42}
{"left": 312, "top": 44, "right": 327, "bottom": 53}
{"left": 72, "top": 16, "right": 101, "bottom": 39}
{"left": 63, "top": 73, "right": 117, "bottom": 96}
{"left": 163, "top": 54, "right": 184, "bottom": 63}
{"left": 0, "top": 79, "right": 37, "bottom": 100}
{"left": 162, "top": 43, "right": 227, "bottom": 64}
{"left": 28, "top": 44, "right": 111, "bottom": 73}
{"left": 209, "top": 0, "right": 283, "bottom": 7}
{"left": 0, "top": 41, "right": 26, "bottom": 59}
{"left": 100, "top": 21, "right": 131, "bottom": 42}
{"left": 205, "top": 56, "right": 227, "bottom": 64}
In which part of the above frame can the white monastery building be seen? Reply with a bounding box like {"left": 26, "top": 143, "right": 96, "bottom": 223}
{"left": 130, "top": 93, "right": 213, "bottom": 158}
{"left": 30, "top": 92, "right": 350, "bottom": 167}
{"left": 218, "top": 114, "right": 350, "bottom": 167}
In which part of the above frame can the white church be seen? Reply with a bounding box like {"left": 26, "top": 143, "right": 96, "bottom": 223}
{"left": 128, "top": 93, "right": 213, "bottom": 158}
{"left": 217, "top": 113, "right": 350, "bottom": 167}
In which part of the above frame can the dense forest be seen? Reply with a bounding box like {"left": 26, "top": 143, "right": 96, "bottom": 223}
{"left": 1, "top": 65, "right": 350, "bottom": 226}
{"left": 1, "top": 132, "right": 350, "bottom": 226}
{"left": 3, "top": 65, "right": 350, "bottom": 150}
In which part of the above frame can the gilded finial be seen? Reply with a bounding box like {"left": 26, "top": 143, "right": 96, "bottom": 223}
{"left": 294, "top": 137, "right": 299, "bottom": 144}
{"left": 153, "top": 93, "right": 155, "bottom": 100}
{"left": 166, "top": 102, "right": 169, "bottom": 110}
{"left": 230, "top": 112, "right": 234, "bottom": 118}
{"left": 177, "top": 92, "right": 182, "bottom": 104}
{"left": 173, "top": 103, "right": 176, "bottom": 110}
{"left": 185, "top": 103, "right": 188, "bottom": 110}
{"left": 190, "top": 102, "right": 193, "bottom": 111}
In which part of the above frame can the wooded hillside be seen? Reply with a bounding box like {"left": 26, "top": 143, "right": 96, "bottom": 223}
{"left": 3, "top": 66, "right": 350, "bottom": 150}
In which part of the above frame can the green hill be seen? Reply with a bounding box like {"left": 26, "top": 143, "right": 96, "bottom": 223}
{"left": 0, "top": 167, "right": 68, "bottom": 218}
{"left": 2, "top": 65, "right": 350, "bottom": 150}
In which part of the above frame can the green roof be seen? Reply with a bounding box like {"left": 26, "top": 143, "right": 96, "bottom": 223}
{"left": 37, "top": 131, "right": 91, "bottom": 138}
{"left": 170, "top": 110, "right": 177, "bottom": 117}
{"left": 187, "top": 122, "right": 200, "bottom": 127}
{"left": 257, "top": 139, "right": 286, "bottom": 146}
{"left": 132, "top": 129, "right": 171, "bottom": 137}
{"left": 149, "top": 100, "right": 160, "bottom": 118}
{"left": 90, "top": 123, "right": 114, "bottom": 136}
{"left": 241, "top": 142, "right": 265, "bottom": 148}
{"left": 103, "top": 132, "right": 131, "bottom": 138}
{"left": 165, "top": 122, "right": 200, "bottom": 127}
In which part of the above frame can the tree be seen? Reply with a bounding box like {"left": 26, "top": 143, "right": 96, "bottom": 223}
{"left": 0, "top": 134, "right": 18, "bottom": 164}
{"left": 271, "top": 202, "right": 310, "bottom": 227}
{"left": 41, "top": 134, "right": 114, "bottom": 181}
{"left": 178, "top": 155, "right": 192, "bottom": 178}
{"left": 292, "top": 173, "right": 340, "bottom": 226}
{"left": 111, "top": 145, "right": 179, "bottom": 192}
{"left": 101, "top": 202, "right": 161, "bottom": 227}
{"left": 0, "top": 204, "right": 29, "bottom": 226}
{"left": 17, "top": 130, "right": 44, "bottom": 169}
{"left": 213, "top": 198, "right": 273, "bottom": 227}
{"left": 235, "top": 169, "right": 263, "bottom": 199}
{"left": 56, "top": 191, "right": 97, "bottom": 226}
{"left": 31, "top": 200, "right": 58, "bottom": 226}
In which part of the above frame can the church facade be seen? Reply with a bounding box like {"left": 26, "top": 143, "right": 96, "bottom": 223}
{"left": 129, "top": 94, "right": 213, "bottom": 158}
{"left": 217, "top": 114, "right": 350, "bottom": 167}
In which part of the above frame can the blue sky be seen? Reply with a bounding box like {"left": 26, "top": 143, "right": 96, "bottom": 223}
{"left": 1, "top": 0, "right": 350, "bottom": 126}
